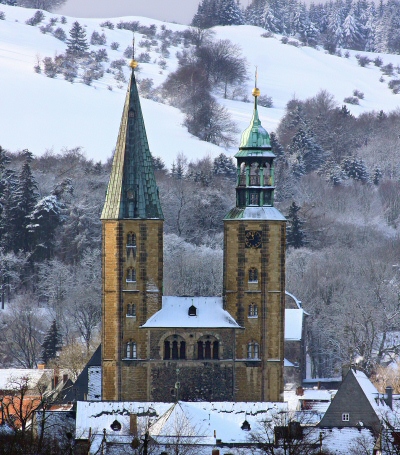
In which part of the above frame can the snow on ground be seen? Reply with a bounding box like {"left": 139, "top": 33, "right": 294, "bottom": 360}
{"left": 1, "top": 5, "right": 400, "bottom": 167}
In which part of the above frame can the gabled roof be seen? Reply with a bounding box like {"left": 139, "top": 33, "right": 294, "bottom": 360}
{"left": 0, "top": 368, "right": 53, "bottom": 393}
{"left": 141, "top": 296, "right": 241, "bottom": 329}
{"left": 101, "top": 66, "right": 163, "bottom": 220}
{"left": 319, "top": 368, "right": 391, "bottom": 431}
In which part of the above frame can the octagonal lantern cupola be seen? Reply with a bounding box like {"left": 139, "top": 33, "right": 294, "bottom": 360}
{"left": 234, "top": 83, "right": 276, "bottom": 209}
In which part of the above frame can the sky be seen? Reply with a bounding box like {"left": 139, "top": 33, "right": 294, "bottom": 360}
{"left": 56, "top": 0, "right": 249, "bottom": 24}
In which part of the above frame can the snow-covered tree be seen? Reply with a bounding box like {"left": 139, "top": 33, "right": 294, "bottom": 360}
{"left": 218, "top": 0, "right": 244, "bottom": 25}
{"left": 41, "top": 319, "right": 62, "bottom": 364}
{"left": 286, "top": 201, "right": 306, "bottom": 248}
{"left": 66, "top": 21, "right": 89, "bottom": 57}
{"left": 16, "top": 0, "right": 66, "bottom": 11}
{"left": 12, "top": 150, "right": 39, "bottom": 253}
{"left": 342, "top": 6, "right": 364, "bottom": 50}
{"left": 341, "top": 157, "right": 369, "bottom": 183}
{"left": 213, "top": 153, "right": 236, "bottom": 178}
{"left": 289, "top": 128, "right": 326, "bottom": 178}
{"left": 244, "top": 0, "right": 266, "bottom": 27}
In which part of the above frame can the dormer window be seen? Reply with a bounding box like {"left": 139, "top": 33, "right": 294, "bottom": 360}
{"left": 188, "top": 305, "right": 197, "bottom": 316}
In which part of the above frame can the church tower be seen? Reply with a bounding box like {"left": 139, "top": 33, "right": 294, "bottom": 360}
{"left": 223, "top": 83, "right": 286, "bottom": 402}
{"left": 101, "top": 60, "right": 164, "bottom": 401}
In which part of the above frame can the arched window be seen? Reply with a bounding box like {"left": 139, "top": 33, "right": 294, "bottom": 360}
{"left": 247, "top": 341, "right": 260, "bottom": 359}
{"left": 163, "top": 336, "right": 186, "bottom": 360}
{"left": 127, "top": 232, "right": 136, "bottom": 247}
{"left": 164, "top": 341, "right": 170, "bottom": 360}
{"left": 127, "top": 232, "right": 136, "bottom": 258}
{"left": 126, "top": 267, "right": 136, "bottom": 283}
{"left": 127, "top": 303, "right": 136, "bottom": 317}
{"left": 213, "top": 341, "right": 219, "bottom": 360}
{"left": 249, "top": 268, "right": 258, "bottom": 283}
{"left": 126, "top": 341, "right": 137, "bottom": 359}
{"left": 248, "top": 304, "right": 258, "bottom": 318}
{"left": 197, "top": 336, "right": 219, "bottom": 360}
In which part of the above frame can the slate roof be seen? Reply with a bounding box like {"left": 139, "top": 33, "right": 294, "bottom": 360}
{"left": 101, "top": 66, "right": 163, "bottom": 220}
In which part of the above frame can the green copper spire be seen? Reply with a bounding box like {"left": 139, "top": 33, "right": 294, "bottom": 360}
{"left": 236, "top": 70, "right": 271, "bottom": 155}
{"left": 101, "top": 61, "right": 163, "bottom": 220}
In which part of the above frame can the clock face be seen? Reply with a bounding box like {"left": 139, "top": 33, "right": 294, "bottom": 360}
{"left": 245, "top": 230, "right": 262, "bottom": 248}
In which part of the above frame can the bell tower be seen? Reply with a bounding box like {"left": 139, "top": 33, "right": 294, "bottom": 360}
{"left": 101, "top": 59, "right": 164, "bottom": 401}
{"left": 223, "top": 82, "right": 286, "bottom": 402}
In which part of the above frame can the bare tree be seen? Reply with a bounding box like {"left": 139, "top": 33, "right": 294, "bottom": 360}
{"left": 17, "top": 0, "right": 66, "bottom": 12}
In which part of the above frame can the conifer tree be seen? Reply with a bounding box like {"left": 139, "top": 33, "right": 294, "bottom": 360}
{"left": 41, "top": 319, "right": 62, "bottom": 364}
{"left": 12, "top": 150, "right": 39, "bottom": 253}
{"left": 66, "top": 21, "right": 89, "bottom": 57}
{"left": 286, "top": 201, "right": 305, "bottom": 248}
{"left": 218, "top": 0, "right": 244, "bottom": 26}
{"left": 213, "top": 153, "right": 236, "bottom": 178}
{"left": 244, "top": 0, "right": 266, "bottom": 27}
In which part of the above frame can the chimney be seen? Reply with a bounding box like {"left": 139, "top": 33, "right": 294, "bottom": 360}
{"left": 212, "top": 450, "right": 220, "bottom": 455}
{"left": 38, "top": 362, "right": 46, "bottom": 370}
{"left": 296, "top": 386, "right": 304, "bottom": 396}
{"left": 385, "top": 386, "right": 393, "bottom": 410}
{"left": 130, "top": 414, "right": 138, "bottom": 436}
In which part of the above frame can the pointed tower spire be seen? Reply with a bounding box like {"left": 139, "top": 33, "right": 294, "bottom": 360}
{"left": 225, "top": 71, "right": 280, "bottom": 218}
{"left": 101, "top": 53, "right": 163, "bottom": 220}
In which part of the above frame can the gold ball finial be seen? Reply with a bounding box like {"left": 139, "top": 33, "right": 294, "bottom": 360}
{"left": 130, "top": 59, "right": 138, "bottom": 69}
{"left": 252, "top": 87, "right": 261, "bottom": 97}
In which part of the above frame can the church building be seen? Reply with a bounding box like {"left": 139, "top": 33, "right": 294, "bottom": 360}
{"left": 101, "top": 58, "right": 287, "bottom": 403}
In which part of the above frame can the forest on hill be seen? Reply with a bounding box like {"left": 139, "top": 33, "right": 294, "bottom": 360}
{"left": 1, "top": 88, "right": 400, "bottom": 383}
{"left": 193, "top": 0, "right": 400, "bottom": 55}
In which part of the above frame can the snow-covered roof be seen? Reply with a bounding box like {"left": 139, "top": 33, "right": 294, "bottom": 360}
{"left": 285, "top": 291, "right": 302, "bottom": 309}
{"left": 0, "top": 368, "right": 52, "bottom": 391}
{"left": 284, "top": 358, "right": 295, "bottom": 367}
{"left": 285, "top": 309, "right": 304, "bottom": 341}
{"left": 76, "top": 400, "right": 288, "bottom": 445}
{"left": 321, "top": 427, "right": 375, "bottom": 454}
{"left": 141, "top": 296, "right": 241, "bottom": 329}
{"left": 226, "top": 206, "right": 287, "bottom": 221}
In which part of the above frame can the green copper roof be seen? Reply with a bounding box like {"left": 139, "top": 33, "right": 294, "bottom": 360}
{"left": 101, "top": 67, "right": 163, "bottom": 220}
{"left": 235, "top": 97, "right": 272, "bottom": 158}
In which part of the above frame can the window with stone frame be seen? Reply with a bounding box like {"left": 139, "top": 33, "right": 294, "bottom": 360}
{"left": 248, "top": 304, "right": 258, "bottom": 318}
{"left": 342, "top": 413, "right": 350, "bottom": 422}
{"left": 127, "top": 303, "right": 136, "bottom": 317}
{"left": 164, "top": 336, "right": 186, "bottom": 360}
{"left": 197, "top": 336, "right": 219, "bottom": 360}
{"left": 126, "top": 267, "right": 136, "bottom": 282}
{"left": 247, "top": 341, "right": 260, "bottom": 359}
{"left": 126, "top": 341, "right": 137, "bottom": 359}
{"left": 248, "top": 267, "right": 258, "bottom": 283}
{"left": 126, "top": 232, "right": 137, "bottom": 257}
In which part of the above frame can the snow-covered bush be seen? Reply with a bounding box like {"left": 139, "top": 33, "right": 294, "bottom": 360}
{"left": 43, "top": 56, "right": 58, "bottom": 78}
{"left": 356, "top": 54, "right": 371, "bottom": 67}
{"left": 110, "top": 41, "right": 120, "bottom": 50}
{"left": 261, "top": 31, "right": 274, "bottom": 38}
{"left": 374, "top": 56, "right": 383, "bottom": 67}
{"left": 258, "top": 94, "right": 273, "bottom": 108}
{"left": 100, "top": 20, "right": 114, "bottom": 29}
{"left": 137, "top": 52, "right": 151, "bottom": 63}
{"left": 53, "top": 27, "right": 66, "bottom": 41}
{"left": 60, "top": 15, "right": 66, "bottom": 24}
{"left": 26, "top": 10, "right": 45, "bottom": 26}
{"left": 110, "top": 58, "right": 126, "bottom": 70}
{"left": 388, "top": 79, "right": 400, "bottom": 94}
{"left": 123, "top": 45, "right": 133, "bottom": 59}
{"left": 0, "top": 11, "right": 5, "bottom": 20}
{"left": 94, "top": 48, "right": 108, "bottom": 62}
{"left": 116, "top": 20, "right": 140, "bottom": 32}
{"left": 40, "top": 23, "right": 53, "bottom": 34}
{"left": 90, "top": 31, "right": 106, "bottom": 45}
{"left": 353, "top": 89, "right": 364, "bottom": 99}
{"left": 343, "top": 96, "right": 359, "bottom": 104}
{"left": 381, "top": 63, "right": 394, "bottom": 76}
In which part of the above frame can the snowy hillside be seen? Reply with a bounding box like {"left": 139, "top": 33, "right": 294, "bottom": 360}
{"left": 1, "top": 4, "right": 400, "bottom": 166}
